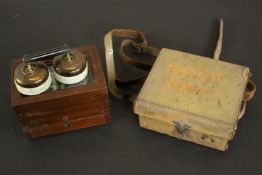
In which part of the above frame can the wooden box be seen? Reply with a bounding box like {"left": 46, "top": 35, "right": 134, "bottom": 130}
{"left": 11, "top": 45, "right": 111, "bottom": 138}
{"left": 134, "top": 48, "right": 251, "bottom": 151}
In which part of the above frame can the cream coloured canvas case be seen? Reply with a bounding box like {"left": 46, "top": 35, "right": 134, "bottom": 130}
{"left": 104, "top": 19, "right": 256, "bottom": 151}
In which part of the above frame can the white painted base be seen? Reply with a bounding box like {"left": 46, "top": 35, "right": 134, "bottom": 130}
{"left": 14, "top": 72, "right": 52, "bottom": 96}
{"left": 54, "top": 63, "right": 88, "bottom": 84}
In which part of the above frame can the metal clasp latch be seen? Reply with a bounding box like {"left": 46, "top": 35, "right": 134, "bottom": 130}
{"left": 173, "top": 121, "right": 190, "bottom": 138}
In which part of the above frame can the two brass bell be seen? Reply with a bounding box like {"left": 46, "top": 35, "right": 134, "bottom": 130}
{"left": 14, "top": 45, "right": 88, "bottom": 96}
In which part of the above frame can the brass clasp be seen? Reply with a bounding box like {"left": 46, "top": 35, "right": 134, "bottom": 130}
{"left": 173, "top": 121, "right": 190, "bottom": 138}
{"left": 63, "top": 116, "right": 71, "bottom": 129}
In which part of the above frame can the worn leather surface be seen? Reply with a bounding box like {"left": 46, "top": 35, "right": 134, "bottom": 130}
{"left": 0, "top": 0, "right": 261, "bottom": 175}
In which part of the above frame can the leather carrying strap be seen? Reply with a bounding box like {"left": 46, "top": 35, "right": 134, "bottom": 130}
{"left": 104, "top": 29, "right": 160, "bottom": 101}
{"left": 104, "top": 20, "right": 256, "bottom": 118}
{"left": 212, "top": 19, "right": 256, "bottom": 119}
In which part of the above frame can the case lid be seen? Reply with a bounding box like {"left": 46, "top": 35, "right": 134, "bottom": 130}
{"left": 134, "top": 48, "right": 250, "bottom": 139}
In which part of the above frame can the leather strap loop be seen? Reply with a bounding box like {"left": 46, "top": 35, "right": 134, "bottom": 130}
{"left": 119, "top": 39, "right": 159, "bottom": 71}
{"left": 211, "top": 19, "right": 256, "bottom": 119}
{"left": 243, "top": 80, "right": 256, "bottom": 102}
{"left": 238, "top": 101, "right": 247, "bottom": 119}
{"left": 238, "top": 80, "right": 256, "bottom": 119}
{"left": 104, "top": 29, "right": 160, "bottom": 102}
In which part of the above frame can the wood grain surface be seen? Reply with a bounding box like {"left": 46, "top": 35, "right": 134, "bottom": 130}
{"left": 11, "top": 45, "right": 111, "bottom": 138}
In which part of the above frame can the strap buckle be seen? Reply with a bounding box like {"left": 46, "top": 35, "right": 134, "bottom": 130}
{"left": 132, "top": 43, "right": 146, "bottom": 54}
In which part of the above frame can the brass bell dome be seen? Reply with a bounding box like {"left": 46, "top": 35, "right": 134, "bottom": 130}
{"left": 53, "top": 50, "right": 88, "bottom": 84}
{"left": 14, "top": 62, "right": 51, "bottom": 95}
